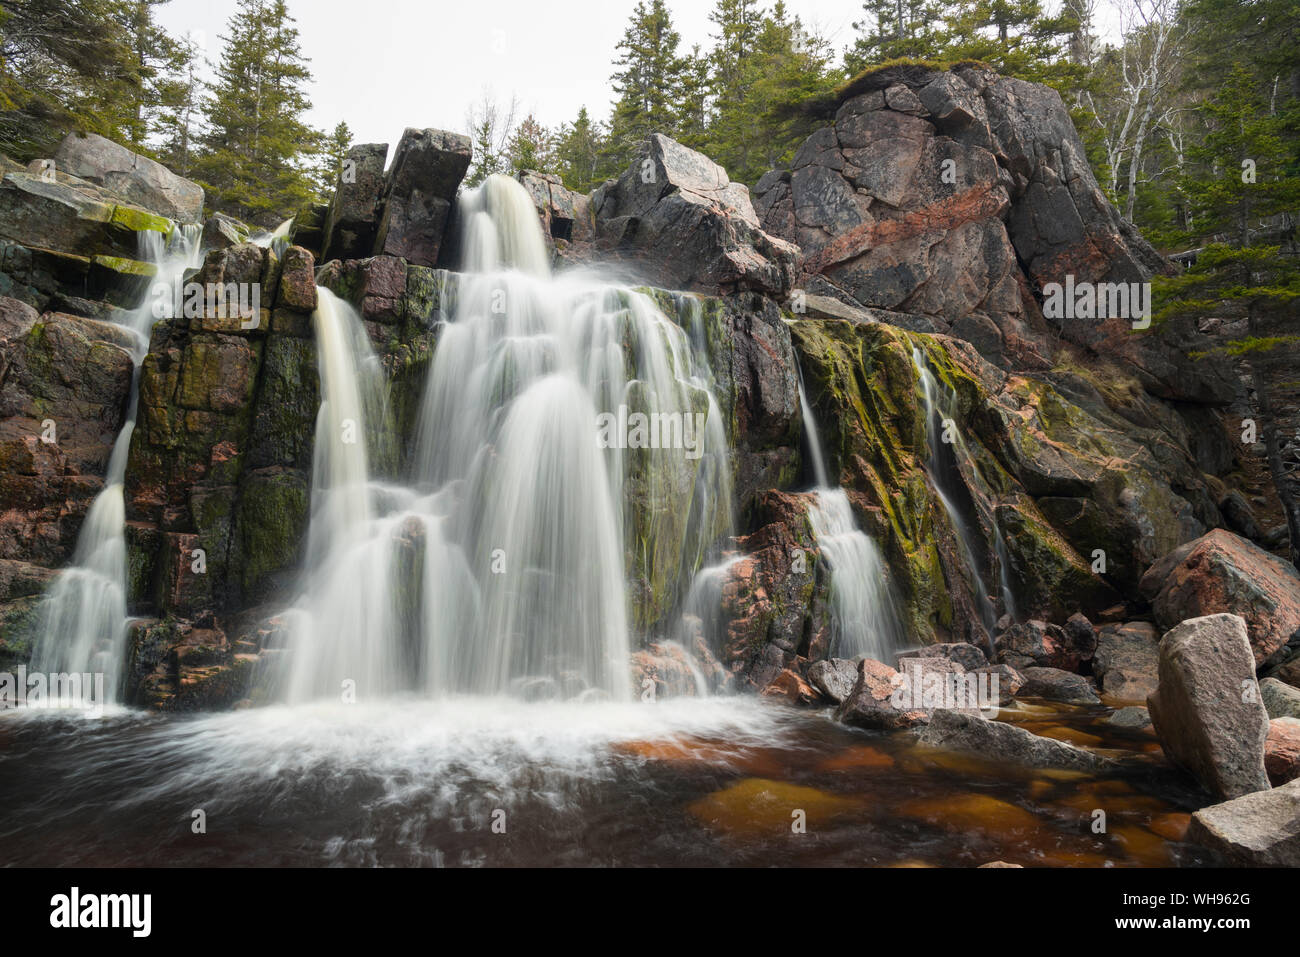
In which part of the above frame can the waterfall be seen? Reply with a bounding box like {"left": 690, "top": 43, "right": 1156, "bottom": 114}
{"left": 31, "top": 225, "right": 203, "bottom": 703}
{"left": 796, "top": 372, "right": 904, "bottom": 662}
{"left": 909, "top": 344, "right": 1017, "bottom": 642}
{"left": 281, "top": 174, "right": 732, "bottom": 703}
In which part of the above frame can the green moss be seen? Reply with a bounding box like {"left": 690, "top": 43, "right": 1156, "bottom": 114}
{"left": 109, "top": 204, "right": 172, "bottom": 236}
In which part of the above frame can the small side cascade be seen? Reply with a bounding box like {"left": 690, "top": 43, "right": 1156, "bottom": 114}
{"left": 31, "top": 225, "right": 203, "bottom": 703}
{"left": 909, "top": 343, "right": 1017, "bottom": 646}
{"left": 797, "top": 370, "right": 904, "bottom": 662}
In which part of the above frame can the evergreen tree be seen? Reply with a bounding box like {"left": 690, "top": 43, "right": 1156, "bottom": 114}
{"left": 601, "top": 0, "right": 687, "bottom": 172}
{"left": 554, "top": 106, "right": 605, "bottom": 191}
{"left": 114, "top": 0, "right": 178, "bottom": 149}
{"left": 745, "top": 3, "right": 839, "bottom": 178}
{"left": 153, "top": 30, "right": 203, "bottom": 176}
{"left": 315, "top": 120, "right": 352, "bottom": 195}
{"left": 192, "top": 0, "right": 320, "bottom": 223}
{"left": 941, "top": 0, "right": 1082, "bottom": 85}
{"left": 675, "top": 45, "right": 712, "bottom": 152}
{"left": 0, "top": 0, "right": 141, "bottom": 157}
{"left": 506, "top": 114, "right": 555, "bottom": 175}
{"left": 845, "top": 0, "right": 947, "bottom": 71}
{"left": 704, "top": 0, "right": 763, "bottom": 177}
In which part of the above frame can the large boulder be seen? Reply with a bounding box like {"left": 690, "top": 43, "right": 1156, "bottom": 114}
{"left": 755, "top": 64, "right": 1233, "bottom": 404}
{"left": 1265, "top": 717, "right": 1300, "bottom": 785}
{"left": 321, "top": 142, "right": 388, "bottom": 262}
{"left": 1092, "top": 621, "right": 1161, "bottom": 702}
{"left": 1187, "top": 777, "right": 1300, "bottom": 866}
{"left": 1146, "top": 614, "right": 1271, "bottom": 800}
{"left": 593, "top": 134, "right": 799, "bottom": 297}
{"left": 1141, "top": 529, "right": 1300, "bottom": 666}
{"left": 54, "top": 132, "right": 204, "bottom": 222}
{"left": 372, "top": 128, "right": 471, "bottom": 267}
{"left": 834, "top": 657, "right": 930, "bottom": 730}
{"left": 0, "top": 172, "right": 170, "bottom": 261}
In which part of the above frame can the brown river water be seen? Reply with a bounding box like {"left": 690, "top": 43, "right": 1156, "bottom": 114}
{"left": 0, "top": 696, "right": 1215, "bottom": 867}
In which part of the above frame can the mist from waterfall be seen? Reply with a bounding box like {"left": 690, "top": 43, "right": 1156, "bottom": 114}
{"left": 910, "top": 345, "right": 1017, "bottom": 641}
{"left": 31, "top": 225, "right": 203, "bottom": 703}
{"left": 796, "top": 371, "right": 903, "bottom": 662}
{"left": 280, "top": 174, "right": 732, "bottom": 704}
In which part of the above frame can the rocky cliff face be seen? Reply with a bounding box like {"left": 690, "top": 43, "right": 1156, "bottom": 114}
{"left": 3, "top": 67, "right": 1296, "bottom": 717}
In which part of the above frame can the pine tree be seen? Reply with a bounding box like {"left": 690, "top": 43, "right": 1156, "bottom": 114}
{"left": 745, "top": 3, "right": 838, "bottom": 178}
{"left": 315, "top": 120, "right": 352, "bottom": 195}
{"left": 941, "top": 0, "right": 1082, "bottom": 86}
{"left": 506, "top": 114, "right": 555, "bottom": 175}
{"left": 555, "top": 107, "right": 605, "bottom": 191}
{"left": 602, "top": 0, "right": 687, "bottom": 172}
{"left": 153, "top": 30, "right": 203, "bottom": 176}
{"left": 675, "top": 46, "right": 712, "bottom": 152}
{"left": 704, "top": 0, "right": 763, "bottom": 178}
{"left": 114, "top": 0, "right": 179, "bottom": 150}
{"left": 192, "top": 0, "right": 321, "bottom": 224}
{"left": 845, "top": 0, "right": 947, "bottom": 71}
{"left": 0, "top": 0, "right": 141, "bottom": 157}
{"left": 1153, "top": 66, "right": 1300, "bottom": 568}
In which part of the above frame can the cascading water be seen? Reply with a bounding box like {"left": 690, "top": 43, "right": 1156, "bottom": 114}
{"left": 796, "top": 371, "right": 903, "bottom": 662}
{"left": 280, "top": 174, "right": 733, "bottom": 703}
{"left": 30, "top": 225, "right": 203, "bottom": 703}
{"left": 910, "top": 344, "right": 1017, "bottom": 642}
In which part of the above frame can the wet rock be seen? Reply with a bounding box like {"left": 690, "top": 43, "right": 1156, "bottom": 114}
{"left": 1106, "top": 705, "right": 1153, "bottom": 732}
{"left": 1261, "top": 677, "right": 1300, "bottom": 719}
{"left": 760, "top": 667, "right": 818, "bottom": 705}
{"left": 898, "top": 641, "right": 988, "bottom": 672}
{"left": 276, "top": 246, "right": 317, "bottom": 313}
{"left": 1017, "top": 666, "right": 1101, "bottom": 705}
{"left": 629, "top": 641, "right": 708, "bottom": 699}
{"left": 1264, "top": 717, "right": 1300, "bottom": 785}
{"left": 995, "top": 620, "right": 1084, "bottom": 672}
{"left": 593, "top": 133, "right": 798, "bottom": 297}
{"left": 977, "top": 861, "right": 1023, "bottom": 868}
{"left": 1187, "top": 778, "right": 1300, "bottom": 866}
{"left": 54, "top": 131, "right": 204, "bottom": 222}
{"left": 1092, "top": 622, "right": 1160, "bottom": 701}
{"left": 201, "top": 211, "right": 250, "bottom": 250}
{"left": 372, "top": 128, "right": 471, "bottom": 267}
{"left": 916, "top": 709, "right": 1112, "bottom": 772}
{"left": 1146, "top": 614, "right": 1271, "bottom": 800}
{"left": 973, "top": 663, "right": 1025, "bottom": 706}
{"left": 1141, "top": 529, "right": 1300, "bottom": 666}
{"left": 834, "top": 658, "right": 929, "bottom": 730}
{"left": 807, "top": 657, "right": 857, "bottom": 703}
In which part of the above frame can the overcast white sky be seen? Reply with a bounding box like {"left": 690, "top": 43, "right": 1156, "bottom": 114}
{"left": 157, "top": 0, "right": 1121, "bottom": 150}
{"left": 154, "top": 0, "right": 897, "bottom": 148}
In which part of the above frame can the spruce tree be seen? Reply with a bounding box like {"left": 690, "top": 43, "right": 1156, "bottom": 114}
{"left": 844, "top": 0, "right": 947, "bottom": 71}
{"left": 192, "top": 0, "right": 320, "bottom": 224}
{"left": 602, "top": 0, "right": 687, "bottom": 173}
{"left": 506, "top": 114, "right": 554, "bottom": 175}
{"left": 554, "top": 107, "right": 606, "bottom": 191}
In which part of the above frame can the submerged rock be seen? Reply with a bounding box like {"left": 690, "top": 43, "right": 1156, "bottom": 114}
{"left": 916, "top": 708, "right": 1112, "bottom": 773}
{"left": 1017, "top": 666, "right": 1100, "bottom": 705}
{"left": 1146, "top": 614, "right": 1271, "bottom": 800}
{"left": 1187, "top": 778, "right": 1300, "bottom": 866}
